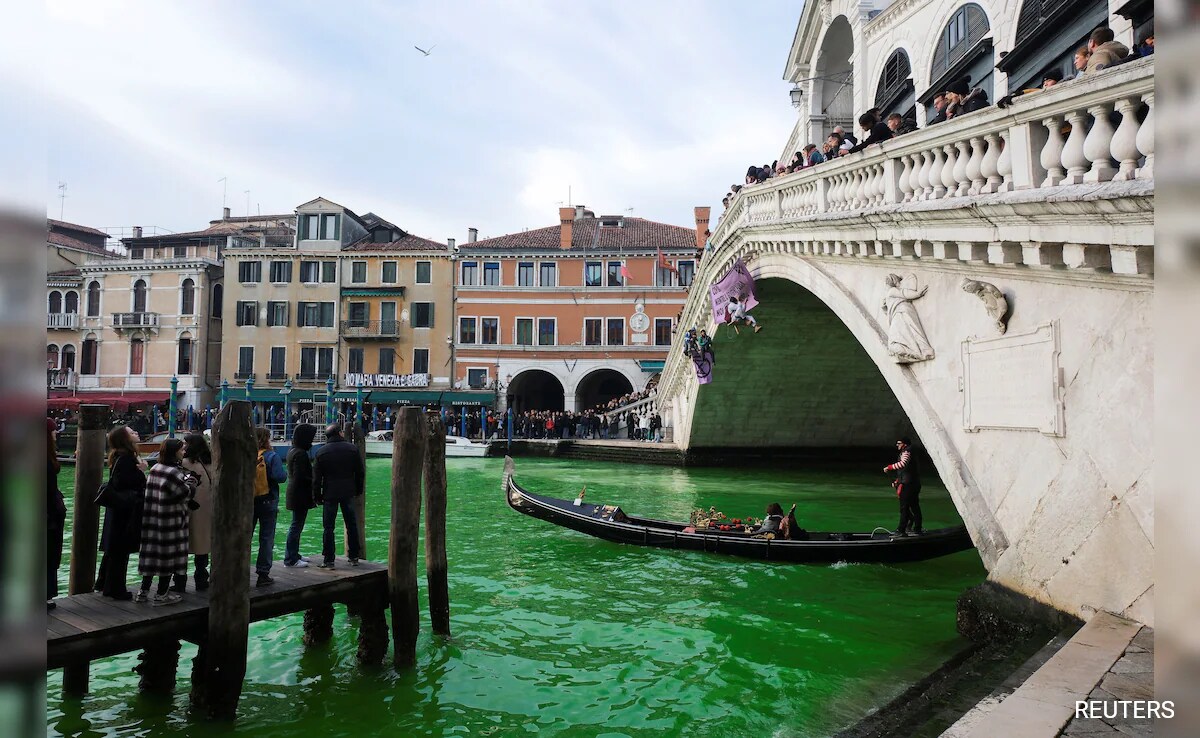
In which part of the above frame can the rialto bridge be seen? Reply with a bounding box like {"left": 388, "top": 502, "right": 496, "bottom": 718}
{"left": 658, "top": 60, "right": 1154, "bottom": 625}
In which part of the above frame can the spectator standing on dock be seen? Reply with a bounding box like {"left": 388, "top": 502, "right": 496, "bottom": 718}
{"left": 180, "top": 433, "right": 214, "bottom": 591}
{"left": 313, "top": 423, "right": 365, "bottom": 568}
{"left": 283, "top": 424, "right": 318, "bottom": 568}
{"left": 135, "top": 438, "right": 198, "bottom": 606}
{"left": 47, "top": 419, "right": 66, "bottom": 609}
{"left": 252, "top": 427, "right": 287, "bottom": 586}
{"left": 98, "top": 426, "right": 147, "bottom": 600}
{"left": 884, "top": 436, "right": 924, "bottom": 537}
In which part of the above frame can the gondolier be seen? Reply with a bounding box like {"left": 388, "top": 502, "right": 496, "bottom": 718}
{"left": 884, "top": 437, "right": 923, "bottom": 537}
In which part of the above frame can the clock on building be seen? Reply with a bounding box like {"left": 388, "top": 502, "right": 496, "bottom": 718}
{"left": 630, "top": 304, "right": 650, "bottom": 333}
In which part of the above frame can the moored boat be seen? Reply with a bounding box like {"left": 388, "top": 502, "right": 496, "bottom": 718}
{"left": 365, "top": 430, "right": 489, "bottom": 458}
{"left": 502, "top": 459, "right": 974, "bottom": 564}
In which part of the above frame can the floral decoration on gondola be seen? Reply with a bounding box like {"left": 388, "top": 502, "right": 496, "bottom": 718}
{"left": 688, "top": 507, "right": 761, "bottom": 533}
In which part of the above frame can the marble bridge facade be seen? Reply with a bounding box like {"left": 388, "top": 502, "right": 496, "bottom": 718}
{"left": 658, "top": 61, "right": 1154, "bottom": 625}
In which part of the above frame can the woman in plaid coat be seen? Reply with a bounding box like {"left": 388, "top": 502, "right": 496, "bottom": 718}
{"left": 136, "top": 438, "right": 197, "bottom": 605}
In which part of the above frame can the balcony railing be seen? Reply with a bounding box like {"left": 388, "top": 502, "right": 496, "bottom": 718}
{"left": 48, "top": 369, "right": 76, "bottom": 389}
{"left": 265, "top": 372, "right": 289, "bottom": 381}
{"left": 296, "top": 373, "right": 333, "bottom": 382}
{"left": 340, "top": 320, "right": 400, "bottom": 339}
{"left": 47, "top": 313, "right": 79, "bottom": 329}
{"left": 713, "top": 59, "right": 1154, "bottom": 244}
{"left": 112, "top": 312, "right": 160, "bottom": 329}
{"left": 234, "top": 371, "right": 255, "bottom": 380}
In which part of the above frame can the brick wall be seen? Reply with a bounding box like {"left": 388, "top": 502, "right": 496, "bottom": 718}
{"left": 689, "top": 279, "right": 910, "bottom": 448}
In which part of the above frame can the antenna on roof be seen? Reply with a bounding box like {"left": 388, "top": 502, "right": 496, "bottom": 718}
{"left": 219, "top": 176, "right": 227, "bottom": 209}
{"left": 244, "top": 190, "right": 250, "bottom": 219}
{"left": 57, "top": 182, "right": 67, "bottom": 219}
{"left": 624, "top": 207, "right": 634, "bottom": 215}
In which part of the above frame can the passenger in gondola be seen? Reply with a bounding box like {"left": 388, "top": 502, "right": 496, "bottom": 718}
{"left": 753, "top": 503, "right": 786, "bottom": 536}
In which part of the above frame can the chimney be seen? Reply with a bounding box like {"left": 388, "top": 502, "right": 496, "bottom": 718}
{"left": 223, "top": 206, "right": 231, "bottom": 220}
{"left": 132, "top": 226, "right": 143, "bottom": 238}
{"left": 468, "top": 227, "right": 478, "bottom": 243}
{"left": 447, "top": 237, "right": 456, "bottom": 249}
{"left": 559, "top": 207, "right": 575, "bottom": 250}
{"left": 693, "top": 206, "right": 711, "bottom": 250}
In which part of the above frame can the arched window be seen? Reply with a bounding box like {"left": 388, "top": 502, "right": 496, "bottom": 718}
{"left": 177, "top": 335, "right": 194, "bottom": 375}
{"left": 87, "top": 281, "right": 101, "bottom": 316}
{"left": 929, "top": 4, "right": 990, "bottom": 82}
{"left": 133, "top": 279, "right": 148, "bottom": 313}
{"left": 874, "top": 49, "right": 914, "bottom": 118}
{"left": 212, "top": 283, "right": 223, "bottom": 318}
{"left": 81, "top": 336, "right": 98, "bottom": 375}
{"left": 62, "top": 344, "right": 76, "bottom": 371}
{"left": 65, "top": 291, "right": 79, "bottom": 314}
{"left": 130, "top": 337, "right": 145, "bottom": 375}
{"left": 181, "top": 278, "right": 195, "bottom": 315}
{"left": 47, "top": 344, "right": 60, "bottom": 369}
{"left": 48, "top": 291, "right": 62, "bottom": 314}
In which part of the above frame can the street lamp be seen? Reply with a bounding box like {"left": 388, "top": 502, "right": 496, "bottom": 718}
{"left": 219, "top": 378, "right": 229, "bottom": 409}
{"left": 168, "top": 376, "right": 178, "bottom": 438}
{"left": 325, "top": 375, "right": 336, "bottom": 426}
{"left": 280, "top": 378, "right": 293, "bottom": 440}
{"left": 789, "top": 85, "right": 804, "bottom": 109}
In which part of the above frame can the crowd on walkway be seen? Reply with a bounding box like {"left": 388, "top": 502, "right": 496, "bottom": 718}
{"left": 508, "top": 407, "right": 663, "bottom": 442}
{"left": 718, "top": 26, "right": 1153, "bottom": 216}
{"left": 47, "top": 418, "right": 366, "bottom": 609}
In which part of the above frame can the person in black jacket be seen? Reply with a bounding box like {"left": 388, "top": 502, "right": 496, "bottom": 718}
{"left": 847, "top": 111, "right": 893, "bottom": 154}
{"left": 98, "top": 426, "right": 147, "bottom": 599}
{"left": 47, "top": 419, "right": 67, "bottom": 609}
{"left": 313, "top": 424, "right": 365, "bottom": 568}
{"left": 883, "top": 436, "right": 924, "bottom": 537}
{"left": 283, "top": 424, "right": 317, "bottom": 568}
{"left": 944, "top": 76, "right": 989, "bottom": 119}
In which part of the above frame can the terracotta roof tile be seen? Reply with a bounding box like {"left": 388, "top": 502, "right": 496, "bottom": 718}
{"left": 344, "top": 232, "right": 448, "bottom": 252}
{"left": 47, "top": 219, "right": 108, "bottom": 237}
{"left": 47, "top": 268, "right": 82, "bottom": 279}
{"left": 48, "top": 231, "right": 115, "bottom": 257}
{"left": 460, "top": 216, "right": 696, "bottom": 253}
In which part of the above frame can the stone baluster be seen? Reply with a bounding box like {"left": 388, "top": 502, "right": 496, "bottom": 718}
{"left": 1039, "top": 117, "right": 1066, "bottom": 187}
{"left": 921, "top": 148, "right": 940, "bottom": 200}
{"left": 856, "top": 168, "right": 870, "bottom": 209}
{"left": 966, "top": 137, "right": 986, "bottom": 195}
{"left": 953, "top": 141, "right": 971, "bottom": 196}
{"left": 980, "top": 134, "right": 1001, "bottom": 193}
{"left": 847, "top": 170, "right": 861, "bottom": 210}
{"left": 1083, "top": 103, "right": 1117, "bottom": 183}
{"left": 1060, "top": 110, "right": 1090, "bottom": 184}
{"left": 916, "top": 150, "right": 932, "bottom": 200}
{"left": 1135, "top": 92, "right": 1154, "bottom": 179}
{"left": 827, "top": 172, "right": 842, "bottom": 211}
{"left": 997, "top": 131, "right": 1014, "bottom": 192}
{"left": 898, "top": 155, "right": 914, "bottom": 202}
{"left": 877, "top": 163, "right": 889, "bottom": 204}
{"left": 940, "top": 143, "right": 958, "bottom": 198}
{"left": 865, "top": 166, "right": 879, "bottom": 206}
{"left": 1110, "top": 97, "right": 1142, "bottom": 181}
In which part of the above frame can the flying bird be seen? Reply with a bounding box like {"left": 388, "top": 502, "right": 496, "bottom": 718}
{"left": 414, "top": 44, "right": 436, "bottom": 56}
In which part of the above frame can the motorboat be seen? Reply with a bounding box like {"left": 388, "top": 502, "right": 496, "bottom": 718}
{"left": 365, "top": 430, "right": 489, "bottom": 458}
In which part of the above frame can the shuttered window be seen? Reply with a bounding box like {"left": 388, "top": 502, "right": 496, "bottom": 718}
{"left": 930, "top": 4, "right": 990, "bottom": 82}
{"left": 874, "top": 49, "right": 913, "bottom": 110}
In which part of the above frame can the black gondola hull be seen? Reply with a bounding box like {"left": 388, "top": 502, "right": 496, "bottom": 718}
{"left": 504, "top": 472, "right": 974, "bottom": 564}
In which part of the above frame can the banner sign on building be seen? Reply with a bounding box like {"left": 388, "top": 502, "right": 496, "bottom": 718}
{"left": 343, "top": 373, "right": 431, "bottom": 388}
{"left": 709, "top": 258, "right": 758, "bottom": 323}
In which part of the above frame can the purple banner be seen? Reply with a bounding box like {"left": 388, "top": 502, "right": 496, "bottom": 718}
{"left": 709, "top": 258, "right": 758, "bottom": 323}
{"left": 692, "top": 352, "right": 713, "bottom": 384}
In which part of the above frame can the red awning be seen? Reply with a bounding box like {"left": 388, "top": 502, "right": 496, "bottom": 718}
{"left": 47, "top": 391, "right": 173, "bottom": 412}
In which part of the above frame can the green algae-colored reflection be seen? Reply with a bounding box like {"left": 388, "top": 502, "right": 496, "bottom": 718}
{"left": 49, "top": 457, "right": 984, "bottom": 738}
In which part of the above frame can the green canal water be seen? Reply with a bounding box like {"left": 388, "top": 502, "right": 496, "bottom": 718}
{"left": 49, "top": 457, "right": 985, "bottom": 738}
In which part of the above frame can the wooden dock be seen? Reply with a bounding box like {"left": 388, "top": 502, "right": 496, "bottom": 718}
{"left": 48, "top": 557, "right": 386, "bottom": 670}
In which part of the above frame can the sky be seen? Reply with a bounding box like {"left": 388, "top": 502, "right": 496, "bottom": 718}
{"left": 19, "top": 1, "right": 801, "bottom": 242}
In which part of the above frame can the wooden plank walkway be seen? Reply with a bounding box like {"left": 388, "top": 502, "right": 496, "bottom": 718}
{"left": 48, "top": 557, "right": 386, "bottom": 671}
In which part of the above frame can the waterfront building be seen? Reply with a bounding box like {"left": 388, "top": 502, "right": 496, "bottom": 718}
{"left": 455, "top": 205, "right": 708, "bottom": 413}
{"left": 46, "top": 220, "right": 118, "bottom": 392}
{"left": 220, "top": 198, "right": 457, "bottom": 420}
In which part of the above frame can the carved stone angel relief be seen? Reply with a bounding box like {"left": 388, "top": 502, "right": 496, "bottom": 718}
{"left": 881, "top": 274, "right": 935, "bottom": 363}
{"left": 961, "top": 278, "right": 1011, "bottom": 335}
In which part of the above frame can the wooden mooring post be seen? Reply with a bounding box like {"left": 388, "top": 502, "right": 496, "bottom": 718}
{"left": 196, "top": 401, "right": 255, "bottom": 719}
{"left": 389, "top": 407, "right": 426, "bottom": 667}
{"left": 63, "top": 403, "right": 108, "bottom": 697}
{"left": 424, "top": 415, "right": 451, "bottom": 637}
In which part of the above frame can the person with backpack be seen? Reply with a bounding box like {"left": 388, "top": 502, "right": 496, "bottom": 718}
{"left": 283, "top": 424, "right": 318, "bottom": 568}
{"left": 312, "top": 423, "right": 365, "bottom": 568}
{"left": 252, "top": 427, "right": 287, "bottom": 586}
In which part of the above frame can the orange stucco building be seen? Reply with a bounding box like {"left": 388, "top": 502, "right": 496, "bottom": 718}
{"left": 454, "top": 205, "right": 709, "bottom": 412}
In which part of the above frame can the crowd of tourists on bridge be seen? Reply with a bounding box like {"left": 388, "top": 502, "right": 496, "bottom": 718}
{"left": 508, "top": 406, "right": 663, "bottom": 442}
{"left": 47, "top": 416, "right": 368, "bottom": 608}
{"left": 718, "top": 26, "right": 1152, "bottom": 217}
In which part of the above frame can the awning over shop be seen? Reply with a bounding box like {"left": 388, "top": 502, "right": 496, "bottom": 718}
{"left": 637, "top": 360, "right": 665, "bottom": 372}
{"left": 47, "top": 391, "right": 174, "bottom": 411}
{"left": 243, "top": 388, "right": 317, "bottom": 402}
{"left": 331, "top": 390, "right": 443, "bottom": 404}
{"left": 442, "top": 391, "right": 496, "bottom": 406}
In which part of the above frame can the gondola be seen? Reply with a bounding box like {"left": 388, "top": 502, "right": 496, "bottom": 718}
{"left": 503, "top": 460, "right": 974, "bottom": 564}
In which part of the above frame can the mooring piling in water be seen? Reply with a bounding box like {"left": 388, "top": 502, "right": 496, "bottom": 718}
{"left": 424, "top": 415, "right": 451, "bottom": 637}
{"left": 389, "top": 406, "right": 427, "bottom": 667}
{"left": 63, "top": 403, "right": 108, "bottom": 697}
{"left": 347, "top": 423, "right": 368, "bottom": 560}
{"left": 201, "top": 400, "right": 256, "bottom": 719}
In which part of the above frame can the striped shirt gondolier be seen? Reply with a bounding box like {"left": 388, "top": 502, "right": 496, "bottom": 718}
{"left": 138, "top": 463, "right": 196, "bottom": 577}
